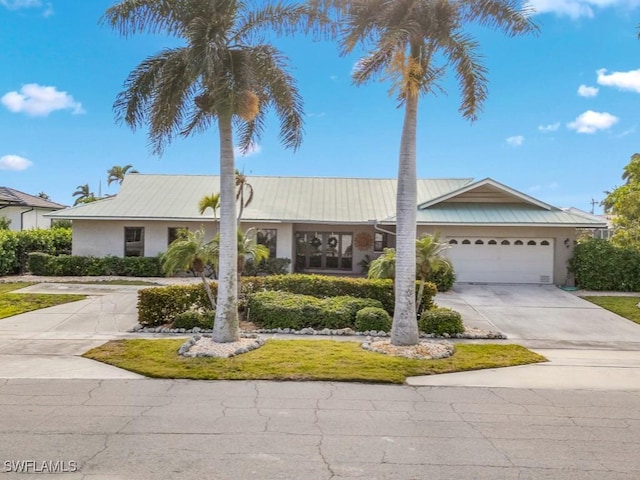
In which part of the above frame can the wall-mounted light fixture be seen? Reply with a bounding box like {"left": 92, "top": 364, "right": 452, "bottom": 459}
{"left": 564, "top": 238, "right": 570, "bottom": 248}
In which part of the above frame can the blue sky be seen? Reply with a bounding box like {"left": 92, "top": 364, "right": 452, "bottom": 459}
{"left": 1, "top": 0, "right": 640, "bottom": 213}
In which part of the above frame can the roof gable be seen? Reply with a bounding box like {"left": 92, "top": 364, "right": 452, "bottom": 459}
{"left": 418, "top": 178, "right": 552, "bottom": 211}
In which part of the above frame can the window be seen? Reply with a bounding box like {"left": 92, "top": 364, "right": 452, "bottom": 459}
{"left": 448, "top": 239, "right": 458, "bottom": 245}
{"left": 462, "top": 239, "right": 471, "bottom": 245}
{"left": 501, "top": 240, "right": 510, "bottom": 245}
{"left": 488, "top": 240, "right": 497, "bottom": 245}
{"left": 256, "top": 229, "right": 277, "bottom": 258}
{"left": 295, "top": 232, "right": 353, "bottom": 271}
{"left": 168, "top": 227, "right": 187, "bottom": 246}
{"left": 124, "top": 227, "right": 144, "bottom": 257}
{"left": 475, "top": 239, "right": 484, "bottom": 245}
{"left": 374, "top": 232, "right": 389, "bottom": 252}
{"left": 514, "top": 240, "right": 524, "bottom": 245}
{"left": 541, "top": 240, "right": 550, "bottom": 246}
{"left": 527, "top": 240, "right": 537, "bottom": 246}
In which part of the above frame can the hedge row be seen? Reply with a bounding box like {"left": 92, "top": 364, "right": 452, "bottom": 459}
{"left": 0, "top": 228, "right": 71, "bottom": 275}
{"left": 137, "top": 274, "right": 438, "bottom": 327}
{"left": 247, "top": 291, "right": 382, "bottom": 330}
{"left": 28, "top": 253, "right": 162, "bottom": 277}
{"left": 569, "top": 238, "right": 640, "bottom": 291}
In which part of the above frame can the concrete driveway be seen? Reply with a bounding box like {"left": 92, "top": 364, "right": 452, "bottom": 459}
{"left": 435, "top": 284, "right": 640, "bottom": 350}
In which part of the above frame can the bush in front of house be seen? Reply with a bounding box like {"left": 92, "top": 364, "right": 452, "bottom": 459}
{"left": 427, "top": 268, "right": 456, "bottom": 292}
{"left": 137, "top": 274, "right": 437, "bottom": 328}
{"left": 0, "top": 228, "right": 72, "bottom": 276}
{"left": 419, "top": 307, "right": 464, "bottom": 336}
{"left": 568, "top": 237, "right": 640, "bottom": 291}
{"left": 242, "top": 257, "right": 291, "bottom": 276}
{"left": 355, "top": 307, "right": 392, "bottom": 332}
{"left": 171, "top": 310, "right": 215, "bottom": 330}
{"left": 247, "top": 291, "right": 382, "bottom": 330}
{"left": 27, "top": 253, "right": 162, "bottom": 277}
{"left": 138, "top": 283, "right": 213, "bottom": 327}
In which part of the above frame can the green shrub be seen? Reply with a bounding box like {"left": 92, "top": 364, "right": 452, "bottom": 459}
{"left": 26, "top": 253, "right": 162, "bottom": 277}
{"left": 247, "top": 291, "right": 382, "bottom": 330}
{"left": 0, "top": 230, "right": 19, "bottom": 275}
{"left": 138, "top": 274, "right": 437, "bottom": 328}
{"left": 568, "top": 238, "right": 640, "bottom": 291}
{"left": 355, "top": 307, "right": 392, "bottom": 332}
{"left": 138, "top": 283, "right": 213, "bottom": 327}
{"left": 171, "top": 310, "right": 215, "bottom": 330}
{"left": 425, "top": 268, "right": 456, "bottom": 292}
{"left": 242, "top": 257, "right": 291, "bottom": 276}
{"left": 419, "top": 307, "right": 464, "bottom": 336}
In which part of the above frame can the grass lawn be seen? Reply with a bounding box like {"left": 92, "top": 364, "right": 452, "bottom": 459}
{"left": 582, "top": 296, "right": 640, "bottom": 325}
{"left": 83, "top": 339, "right": 546, "bottom": 384}
{"left": 0, "top": 282, "right": 86, "bottom": 319}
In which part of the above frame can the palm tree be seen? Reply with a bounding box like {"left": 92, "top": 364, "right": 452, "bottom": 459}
{"left": 161, "top": 227, "right": 217, "bottom": 311}
{"left": 367, "top": 248, "right": 396, "bottom": 281}
{"left": 107, "top": 164, "right": 139, "bottom": 186}
{"left": 415, "top": 233, "right": 451, "bottom": 313}
{"left": 199, "top": 193, "right": 220, "bottom": 219}
{"left": 235, "top": 170, "right": 254, "bottom": 222}
{"left": 340, "top": 0, "right": 537, "bottom": 346}
{"left": 103, "top": 1, "right": 331, "bottom": 343}
{"left": 72, "top": 184, "right": 96, "bottom": 206}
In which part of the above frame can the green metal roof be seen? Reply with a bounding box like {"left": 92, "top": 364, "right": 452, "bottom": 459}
{"left": 48, "top": 174, "right": 473, "bottom": 224}
{"left": 47, "top": 174, "right": 605, "bottom": 228}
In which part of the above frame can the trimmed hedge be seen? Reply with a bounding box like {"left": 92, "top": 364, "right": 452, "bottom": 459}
{"left": 28, "top": 253, "right": 162, "bottom": 277}
{"left": 355, "top": 307, "right": 392, "bottom": 332}
{"left": 569, "top": 238, "right": 640, "bottom": 291}
{"left": 137, "top": 275, "right": 438, "bottom": 327}
{"left": 171, "top": 310, "right": 216, "bottom": 330}
{"left": 419, "top": 307, "right": 464, "bottom": 336}
{"left": 0, "top": 228, "right": 71, "bottom": 275}
{"left": 242, "top": 257, "right": 291, "bottom": 276}
{"left": 247, "top": 291, "right": 382, "bottom": 330}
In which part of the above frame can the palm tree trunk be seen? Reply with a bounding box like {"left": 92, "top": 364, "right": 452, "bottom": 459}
{"left": 213, "top": 115, "right": 239, "bottom": 343}
{"left": 391, "top": 92, "right": 419, "bottom": 346}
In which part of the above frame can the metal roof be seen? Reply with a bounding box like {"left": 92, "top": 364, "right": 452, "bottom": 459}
{"left": 47, "top": 175, "right": 472, "bottom": 224}
{"left": 402, "top": 203, "right": 607, "bottom": 227}
{"left": 0, "top": 187, "right": 66, "bottom": 209}
{"left": 47, "top": 174, "right": 604, "bottom": 227}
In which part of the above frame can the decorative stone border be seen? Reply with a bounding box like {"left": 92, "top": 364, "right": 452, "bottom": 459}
{"left": 178, "top": 333, "right": 265, "bottom": 358}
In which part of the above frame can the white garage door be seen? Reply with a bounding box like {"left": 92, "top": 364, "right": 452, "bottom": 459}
{"left": 445, "top": 237, "right": 554, "bottom": 284}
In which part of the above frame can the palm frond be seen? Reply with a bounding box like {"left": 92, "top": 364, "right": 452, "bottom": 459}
{"left": 101, "top": 0, "right": 190, "bottom": 37}
{"left": 463, "top": 0, "right": 539, "bottom": 37}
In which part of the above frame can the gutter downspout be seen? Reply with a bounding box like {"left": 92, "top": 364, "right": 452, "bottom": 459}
{"left": 20, "top": 207, "right": 34, "bottom": 231}
{"left": 373, "top": 220, "right": 396, "bottom": 237}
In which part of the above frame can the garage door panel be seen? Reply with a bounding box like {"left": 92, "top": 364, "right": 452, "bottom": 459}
{"left": 445, "top": 238, "right": 554, "bottom": 284}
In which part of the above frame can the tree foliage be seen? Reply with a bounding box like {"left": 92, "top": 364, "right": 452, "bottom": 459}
{"left": 602, "top": 153, "right": 640, "bottom": 249}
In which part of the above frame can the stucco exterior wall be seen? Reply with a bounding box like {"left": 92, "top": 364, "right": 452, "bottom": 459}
{"left": 417, "top": 225, "right": 577, "bottom": 285}
{"left": 1, "top": 207, "right": 52, "bottom": 231}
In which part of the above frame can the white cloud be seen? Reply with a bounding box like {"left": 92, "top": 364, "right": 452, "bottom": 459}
{"left": 506, "top": 135, "right": 524, "bottom": 147}
{"left": 525, "top": 0, "right": 640, "bottom": 19}
{"left": 567, "top": 110, "right": 619, "bottom": 133}
{"left": 597, "top": 68, "right": 640, "bottom": 93}
{"left": 538, "top": 122, "right": 560, "bottom": 132}
{"left": 1, "top": 84, "right": 84, "bottom": 116}
{"left": 578, "top": 84, "right": 599, "bottom": 97}
{"left": 0, "top": 154, "right": 33, "bottom": 171}
{"left": 234, "top": 143, "right": 261, "bottom": 158}
{"left": 0, "top": 0, "right": 42, "bottom": 9}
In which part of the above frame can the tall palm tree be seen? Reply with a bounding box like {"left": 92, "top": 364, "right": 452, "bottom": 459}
{"left": 161, "top": 227, "right": 217, "bottom": 311}
{"left": 340, "top": 0, "right": 537, "bottom": 346}
{"left": 103, "top": 0, "right": 331, "bottom": 343}
{"left": 235, "top": 169, "right": 254, "bottom": 222}
{"left": 107, "top": 164, "right": 139, "bottom": 186}
{"left": 72, "top": 184, "right": 96, "bottom": 206}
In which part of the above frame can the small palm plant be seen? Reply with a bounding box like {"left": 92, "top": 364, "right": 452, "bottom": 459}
{"left": 161, "top": 228, "right": 217, "bottom": 310}
{"left": 367, "top": 248, "right": 396, "bottom": 281}
{"left": 415, "top": 234, "right": 451, "bottom": 313}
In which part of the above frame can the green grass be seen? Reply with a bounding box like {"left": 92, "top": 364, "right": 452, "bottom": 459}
{"left": 582, "top": 296, "right": 640, "bottom": 325}
{"left": 0, "top": 282, "right": 86, "bottom": 319}
{"left": 83, "top": 339, "right": 546, "bottom": 384}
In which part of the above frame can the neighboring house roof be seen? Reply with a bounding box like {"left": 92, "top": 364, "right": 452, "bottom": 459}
{"left": 0, "top": 187, "right": 66, "bottom": 209}
{"left": 46, "top": 174, "right": 605, "bottom": 228}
